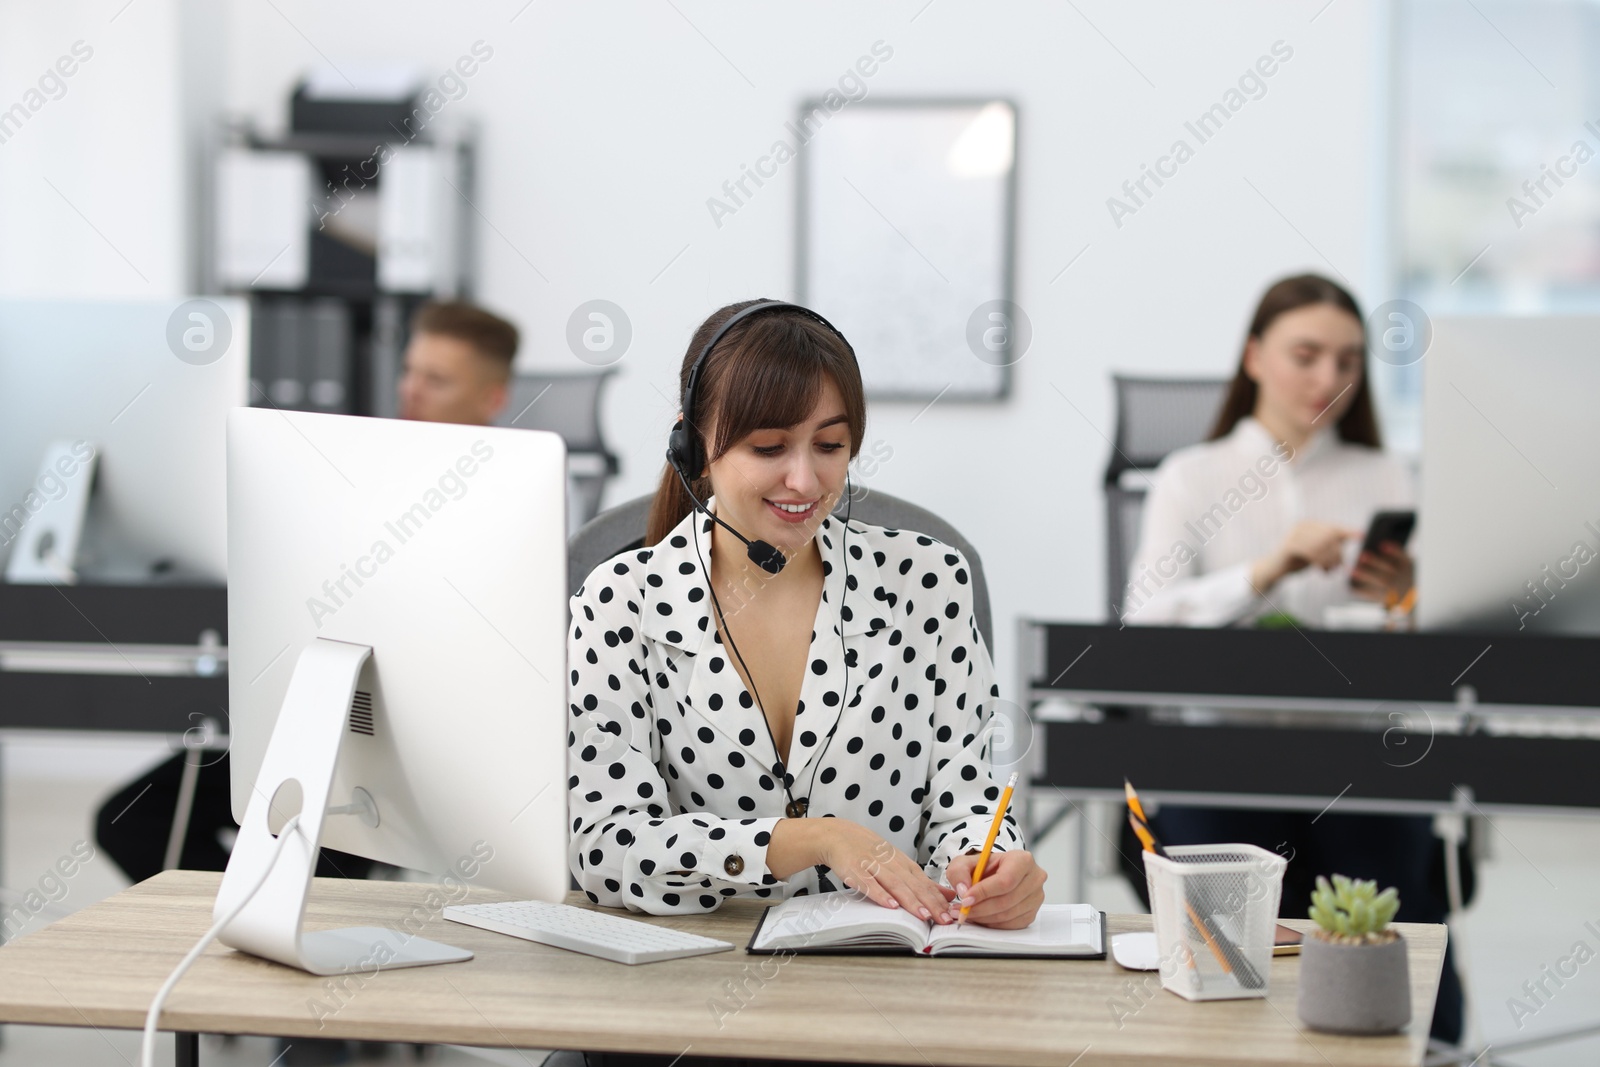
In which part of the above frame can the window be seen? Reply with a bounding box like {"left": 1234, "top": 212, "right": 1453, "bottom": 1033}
{"left": 1397, "top": 0, "right": 1600, "bottom": 312}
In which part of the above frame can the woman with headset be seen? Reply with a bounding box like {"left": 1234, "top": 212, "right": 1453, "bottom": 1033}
{"left": 567, "top": 299, "right": 1045, "bottom": 930}
{"left": 1121, "top": 274, "right": 1461, "bottom": 1043}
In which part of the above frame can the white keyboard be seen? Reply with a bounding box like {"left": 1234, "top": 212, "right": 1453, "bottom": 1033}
{"left": 443, "top": 900, "right": 735, "bottom": 965}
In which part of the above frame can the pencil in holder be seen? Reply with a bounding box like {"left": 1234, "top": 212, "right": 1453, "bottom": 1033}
{"left": 1143, "top": 843, "right": 1286, "bottom": 1001}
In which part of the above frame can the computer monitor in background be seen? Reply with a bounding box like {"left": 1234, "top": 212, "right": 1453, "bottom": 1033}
{"left": 0, "top": 298, "right": 248, "bottom": 583}
{"left": 221, "top": 409, "right": 569, "bottom": 974}
{"left": 1418, "top": 316, "right": 1600, "bottom": 634}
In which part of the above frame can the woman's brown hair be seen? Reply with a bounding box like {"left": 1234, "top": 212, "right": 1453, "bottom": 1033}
{"left": 645, "top": 299, "right": 866, "bottom": 546}
{"left": 1209, "top": 273, "right": 1382, "bottom": 448}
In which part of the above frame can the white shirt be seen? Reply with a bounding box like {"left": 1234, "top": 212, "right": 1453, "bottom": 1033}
{"left": 566, "top": 502, "right": 1023, "bottom": 915}
{"left": 1123, "top": 416, "right": 1414, "bottom": 627}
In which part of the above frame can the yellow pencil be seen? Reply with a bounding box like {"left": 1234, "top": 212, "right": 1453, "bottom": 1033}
{"left": 958, "top": 771, "right": 1018, "bottom": 926}
{"left": 1124, "top": 778, "right": 1150, "bottom": 826}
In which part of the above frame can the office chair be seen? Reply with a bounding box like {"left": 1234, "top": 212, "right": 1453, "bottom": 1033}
{"left": 496, "top": 369, "right": 621, "bottom": 526}
{"left": 1103, "top": 375, "right": 1230, "bottom": 619}
{"left": 568, "top": 488, "right": 994, "bottom": 651}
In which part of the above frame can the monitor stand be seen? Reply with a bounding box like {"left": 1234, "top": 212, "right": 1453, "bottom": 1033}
{"left": 4, "top": 441, "right": 96, "bottom": 584}
{"left": 215, "top": 637, "right": 472, "bottom": 975}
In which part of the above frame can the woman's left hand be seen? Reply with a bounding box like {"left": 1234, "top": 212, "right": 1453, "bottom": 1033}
{"left": 1350, "top": 542, "right": 1414, "bottom": 604}
{"left": 941, "top": 849, "right": 1047, "bottom": 929}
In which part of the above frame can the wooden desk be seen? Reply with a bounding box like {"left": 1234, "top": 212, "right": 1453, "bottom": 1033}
{"left": 0, "top": 871, "right": 1445, "bottom": 1067}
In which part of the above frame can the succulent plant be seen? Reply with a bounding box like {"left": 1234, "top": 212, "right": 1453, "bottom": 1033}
{"left": 1309, "top": 874, "right": 1401, "bottom": 943}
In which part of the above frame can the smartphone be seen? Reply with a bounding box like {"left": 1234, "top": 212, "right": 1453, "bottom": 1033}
{"left": 1273, "top": 923, "right": 1303, "bottom": 956}
{"left": 1350, "top": 509, "right": 1416, "bottom": 587}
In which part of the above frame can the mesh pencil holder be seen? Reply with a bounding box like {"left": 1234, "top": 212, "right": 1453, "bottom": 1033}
{"left": 1144, "top": 843, "right": 1286, "bottom": 1001}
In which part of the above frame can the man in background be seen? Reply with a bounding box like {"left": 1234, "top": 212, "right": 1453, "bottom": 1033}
{"left": 397, "top": 300, "right": 519, "bottom": 425}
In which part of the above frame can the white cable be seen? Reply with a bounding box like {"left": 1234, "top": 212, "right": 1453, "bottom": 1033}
{"left": 141, "top": 815, "right": 303, "bottom": 1067}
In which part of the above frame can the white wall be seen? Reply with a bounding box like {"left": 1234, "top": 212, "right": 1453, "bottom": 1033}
{"left": 0, "top": 0, "right": 190, "bottom": 296}
{"left": 4, "top": 0, "right": 1390, "bottom": 691}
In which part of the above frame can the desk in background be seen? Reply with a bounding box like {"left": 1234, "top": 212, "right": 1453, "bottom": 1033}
{"left": 0, "top": 583, "right": 228, "bottom": 900}
{"left": 1020, "top": 622, "right": 1600, "bottom": 896}
{"left": 0, "top": 870, "right": 1445, "bottom": 1067}
{"left": 0, "top": 584, "right": 227, "bottom": 734}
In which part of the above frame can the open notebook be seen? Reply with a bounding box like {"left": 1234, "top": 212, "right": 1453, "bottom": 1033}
{"left": 747, "top": 892, "right": 1106, "bottom": 959}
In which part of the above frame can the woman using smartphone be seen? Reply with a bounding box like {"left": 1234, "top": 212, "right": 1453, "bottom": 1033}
{"left": 1122, "top": 273, "right": 1413, "bottom": 627}
{"left": 1120, "top": 274, "right": 1460, "bottom": 1043}
{"left": 567, "top": 299, "right": 1045, "bottom": 932}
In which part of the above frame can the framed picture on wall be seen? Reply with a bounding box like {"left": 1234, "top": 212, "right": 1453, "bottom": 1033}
{"left": 797, "top": 98, "right": 1019, "bottom": 401}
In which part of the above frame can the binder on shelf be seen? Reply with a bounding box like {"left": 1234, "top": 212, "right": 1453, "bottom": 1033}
{"left": 215, "top": 149, "right": 313, "bottom": 291}
{"left": 378, "top": 146, "right": 461, "bottom": 295}
{"left": 305, "top": 299, "right": 352, "bottom": 414}
{"left": 368, "top": 296, "right": 406, "bottom": 420}
{"left": 248, "top": 297, "right": 279, "bottom": 406}
{"left": 267, "top": 300, "right": 304, "bottom": 408}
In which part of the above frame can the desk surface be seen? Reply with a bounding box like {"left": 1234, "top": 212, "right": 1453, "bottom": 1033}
{"left": 0, "top": 871, "right": 1444, "bottom": 1067}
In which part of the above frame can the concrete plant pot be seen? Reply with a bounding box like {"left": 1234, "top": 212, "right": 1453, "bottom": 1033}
{"left": 1297, "top": 931, "right": 1411, "bottom": 1035}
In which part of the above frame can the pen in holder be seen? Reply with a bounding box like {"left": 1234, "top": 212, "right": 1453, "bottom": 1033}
{"left": 1143, "top": 844, "right": 1286, "bottom": 1001}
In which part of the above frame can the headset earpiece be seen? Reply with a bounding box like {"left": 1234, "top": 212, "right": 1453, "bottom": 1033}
{"left": 666, "top": 419, "right": 698, "bottom": 481}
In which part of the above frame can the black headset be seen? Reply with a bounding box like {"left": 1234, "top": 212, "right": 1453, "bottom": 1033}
{"left": 666, "top": 300, "right": 857, "bottom": 576}
{"left": 667, "top": 300, "right": 860, "bottom": 825}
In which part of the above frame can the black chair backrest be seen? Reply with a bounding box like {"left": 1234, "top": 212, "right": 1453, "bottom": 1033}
{"left": 1105, "top": 375, "right": 1230, "bottom": 618}
{"left": 496, "top": 369, "right": 620, "bottom": 526}
{"left": 496, "top": 369, "right": 617, "bottom": 454}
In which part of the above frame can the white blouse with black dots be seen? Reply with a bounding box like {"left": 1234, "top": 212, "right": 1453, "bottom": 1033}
{"left": 566, "top": 501, "right": 1024, "bottom": 915}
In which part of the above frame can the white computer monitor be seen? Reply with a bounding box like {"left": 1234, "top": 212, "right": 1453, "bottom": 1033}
{"left": 1418, "top": 315, "right": 1600, "bottom": 633}
{"left": 0, "top": 297, "right": 248, "bottom": 583}
{"left": 221, "top": 408, "right": 569, "bottom": 973}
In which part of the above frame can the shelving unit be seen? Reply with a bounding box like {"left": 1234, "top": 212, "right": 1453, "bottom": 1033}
{"left": 202, "top": 91, "right": 476, "bottom": 419}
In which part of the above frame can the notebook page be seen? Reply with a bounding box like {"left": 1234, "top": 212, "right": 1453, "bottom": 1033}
{"left": 753, "top": 891, "right": 931, "bottom": 950}
{"left": 927, "top": 904, "right": 1100, "bottom": 954}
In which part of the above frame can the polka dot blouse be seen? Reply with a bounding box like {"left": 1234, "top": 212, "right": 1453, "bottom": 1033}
{"left": 566, "top": 502, "right": 1024, "bottom": 914}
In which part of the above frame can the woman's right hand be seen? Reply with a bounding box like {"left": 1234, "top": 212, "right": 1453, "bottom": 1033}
{"left": 813, "top": 819, "right": 957, "bottom": 924}
{"left": 1251, "top": 521, "right": 1361, "bottom": 593}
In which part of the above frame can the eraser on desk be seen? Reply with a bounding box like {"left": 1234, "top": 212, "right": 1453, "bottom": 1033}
{"left": 1111, "top": 932, "right": 1160, "bottom": 971}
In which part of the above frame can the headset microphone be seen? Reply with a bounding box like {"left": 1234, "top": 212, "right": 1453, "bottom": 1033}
{"left": 667, "top": 457, "right": 788, "bottom": 575}
{"left": 744, "top": 538, "right": 787, "bottom": 575}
